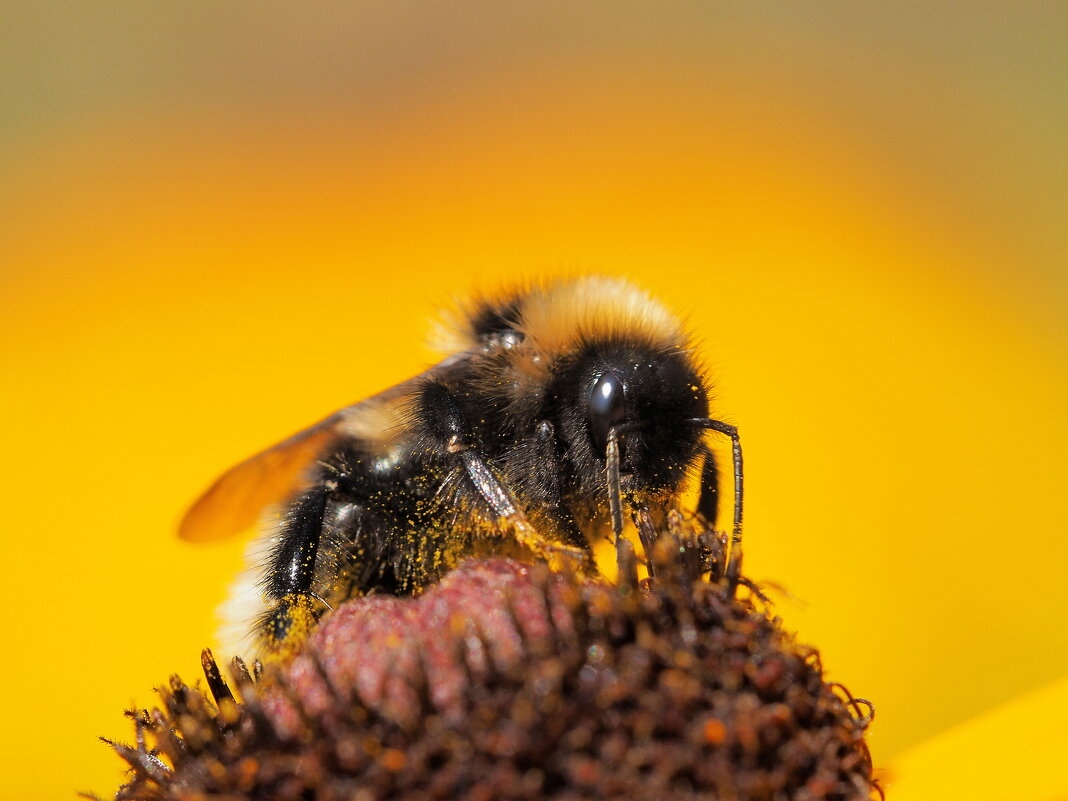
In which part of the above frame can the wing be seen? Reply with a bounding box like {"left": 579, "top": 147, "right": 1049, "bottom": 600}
{"left": 178, "top": 356, "right": 470, "bottom": 543}
{"left": 178, "top": 409, "right": 350, "bottom": 542}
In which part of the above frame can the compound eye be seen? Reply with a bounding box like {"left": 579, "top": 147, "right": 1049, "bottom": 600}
{"left": 588, "top": 371, "right": 627, "bottom": 454}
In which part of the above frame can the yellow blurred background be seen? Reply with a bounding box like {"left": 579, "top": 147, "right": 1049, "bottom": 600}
{"left": 2, "top": 4, "right": 1066, "bottom": 799}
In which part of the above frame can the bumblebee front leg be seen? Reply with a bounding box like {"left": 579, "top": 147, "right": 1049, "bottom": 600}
{"left": 456, "top": 446, "right": 589, "bottom": 569}
{"left": 418, "top": 381, "right": 590, "bottom": 570}
{"left": 257, "top": 484, "right": 336, "bottom": 658}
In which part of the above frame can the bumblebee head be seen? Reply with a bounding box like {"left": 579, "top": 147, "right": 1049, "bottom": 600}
{"left": 443, "top": 276, "right": 725, "bottom": 534}
{"left": 549, "top": 339, "right": 710, "bottom": 506}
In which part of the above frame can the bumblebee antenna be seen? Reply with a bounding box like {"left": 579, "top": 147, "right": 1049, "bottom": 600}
{"left": 605, "top": 422, "right": 641, "bottom": 564}
{"left": 605, "top": 427, "right": 625, "bottom": 545}
{"left": 688, "top": 419, "right": 744, "bottom": 578}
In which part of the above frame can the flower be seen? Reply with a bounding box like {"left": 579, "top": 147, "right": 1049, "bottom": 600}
{"left": 103, "top": 519, "right": 878, "bottom": 800}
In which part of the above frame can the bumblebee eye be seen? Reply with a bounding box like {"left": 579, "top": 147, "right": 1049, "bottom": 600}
{"left": 588, "top": 371, "right": 626, "bottom": 455}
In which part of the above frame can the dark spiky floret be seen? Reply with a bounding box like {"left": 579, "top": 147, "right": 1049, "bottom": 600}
{"left": 101, "top": 518, "right": 879, "bottom": 801}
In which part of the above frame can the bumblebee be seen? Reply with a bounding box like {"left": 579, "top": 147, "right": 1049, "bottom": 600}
{"left": 182, "top": 277, "right": 743, "bottom": 658}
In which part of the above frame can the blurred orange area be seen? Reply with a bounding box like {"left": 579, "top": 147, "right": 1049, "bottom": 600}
{"left": 2, "top": 4, "right": 1066, "bottom": 800}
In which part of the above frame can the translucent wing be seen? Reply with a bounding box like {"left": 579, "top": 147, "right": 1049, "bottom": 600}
{"left": 178, "top": 356, "right": 470, "bottom": 543}
{"left": 178, "top": 410, "right": 349, "bottom": 542}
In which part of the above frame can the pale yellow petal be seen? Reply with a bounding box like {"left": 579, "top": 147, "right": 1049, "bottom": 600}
{"left": 887, "top": 674, "right": 1068, "bottom": 801}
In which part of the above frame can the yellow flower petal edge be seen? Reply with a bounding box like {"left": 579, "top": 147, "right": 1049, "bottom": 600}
{"left": 886, "top": 673, "right": 1068, "bottom": 801}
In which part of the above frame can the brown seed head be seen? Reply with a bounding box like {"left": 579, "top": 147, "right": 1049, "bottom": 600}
{"left": 102, "top": 519, "right": 879, "bottom": 801}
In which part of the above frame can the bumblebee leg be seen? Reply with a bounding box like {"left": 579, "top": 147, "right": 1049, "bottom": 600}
{"left": 419, "top": 380, "right": 589, "bottom": 569}
{"left": 456, "top": 447, "right": 588, "bottom": 567}
{"left": 257, "top": 485, "right": 335, "bottom": 657}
